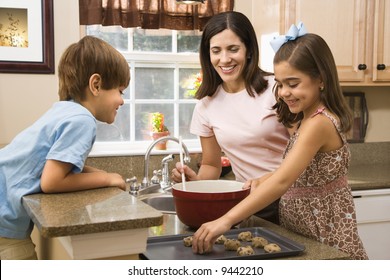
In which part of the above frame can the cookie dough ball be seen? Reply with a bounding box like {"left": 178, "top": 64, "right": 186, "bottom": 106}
{"left": 264, "top": 243, "right": 282, "bottom": 253}
{"left": 252, "top": 236, "right": 269, "bottom": 248}
{"left": 224, "top": 239, "right": 241, "bottom": 251}
{"left": 237, "top": 246, "right": 255, "bottom": 256}
{"left": 215, "top": 235, "right": 227, "bottom": 245}
{"left": 238, "top": 231, "right": 252, "bottom": 242}
{"left": 183, "top": 236, "right": 193, "bottom": 247}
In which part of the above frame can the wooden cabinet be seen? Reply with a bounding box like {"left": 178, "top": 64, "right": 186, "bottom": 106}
{"left": 353, "top": 188, "right": 390, "bottom": 259}
{"left": 372, "top": 0, "right": 390, "bottom": 82}
{"left": 280, "top": 0, "right": 390, "bottom": 85}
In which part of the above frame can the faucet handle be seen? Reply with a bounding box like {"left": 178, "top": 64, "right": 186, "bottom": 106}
{"left": 129, "top": 183, "right": 140, "bottom": 196}
{"left": 126, "top": 176, "right": 137, "bottom": 184}
{"left": 126, "top": 176, "right": 139, "bottom": 195}
{"left": 151, "top": 170, "right": 161, "bottom": 184}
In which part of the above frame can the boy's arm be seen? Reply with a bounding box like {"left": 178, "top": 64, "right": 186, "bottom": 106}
{"left": 82, "top": 165, "right": 105, "bottom": 173}
{"left": 40, "top": 159, "right": 126, "bottom": 193}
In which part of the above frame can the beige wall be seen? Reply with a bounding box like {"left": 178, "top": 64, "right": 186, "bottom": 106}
{"left": 0, "top": 0, "right": 80, "bottom": 146}
{"left": 1, "top": 0, "right": 389, "bottom": 146}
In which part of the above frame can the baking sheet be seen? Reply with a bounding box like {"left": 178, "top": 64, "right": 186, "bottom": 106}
{"left": 141, "top": 227, "right": 305, "bottom": 260}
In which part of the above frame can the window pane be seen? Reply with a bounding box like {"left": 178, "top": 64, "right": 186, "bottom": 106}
{"left": 135, "top": 104, "right": 174, "bottom": 141}
{"left": 123, "top": 86, "right": 131, "bottom": 100}
{"left": 133, "top": 29, "right": 172, "bottom": 52}
{"left": 177, "top": 30, "right": 201, "bottom": 53}
{"left": 96, "top": 104, "right": 130, "bottom": 141}
{"left": 135, "top": 68, "right": 174, "bottom": 99}
{"left": 86, "top": 25, "right": 128, "bottom": 52}
{"left": 179, "top": 103, "right": 197, "bottom": 139}
{"left": 179, "top": 68, "right": 201, "bottom": 99}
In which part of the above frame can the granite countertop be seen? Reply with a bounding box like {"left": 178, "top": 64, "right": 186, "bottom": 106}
{"left": 146, "top": 214, "right": 349, "bottom": 260}
{"left": 22, "top": 187, "right": 163, "bottom": 238}
{"left": 348, "top": 164, "right": 390, "bottom": 190}
{"left": 222, "top": 164, "right": 390, "bottom": 191}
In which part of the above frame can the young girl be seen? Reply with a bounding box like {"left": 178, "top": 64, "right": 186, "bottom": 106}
{"left": 191, "top": 24, "right": 368, "bottom": 260}
{"left": 0, "top": 36, "right": 129, "bottom": 260}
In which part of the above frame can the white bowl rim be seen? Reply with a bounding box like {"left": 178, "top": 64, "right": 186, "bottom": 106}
{"left": 172, "top": 180, "right": 245, "bottom": 193}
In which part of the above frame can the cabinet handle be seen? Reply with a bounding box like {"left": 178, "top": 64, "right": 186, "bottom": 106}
{"left": 358, "top": 64, "right": 367, "bottom": 70}
{"left": 377, "top": 64, "right": 386, "bottom": 71}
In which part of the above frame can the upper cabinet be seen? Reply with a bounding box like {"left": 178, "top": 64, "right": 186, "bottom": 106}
{"left": 280, "top": 0, "right": 390, "bottom": 86}
{"left": 243, "top": 0, "right": 389, "bottom": 85}
{"left": 372, "top": 0, "right": 390, "bottom": 82}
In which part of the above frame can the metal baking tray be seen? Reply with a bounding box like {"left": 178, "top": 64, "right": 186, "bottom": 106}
{"left": 141, "top": 227, "right": 305, "bottom": 260}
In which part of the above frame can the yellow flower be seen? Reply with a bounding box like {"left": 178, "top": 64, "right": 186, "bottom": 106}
{"left": 182, "top": 72, "right": 202, "bottom": 98}
{"left": 150, "top": 112, "right": 168, "bottom": 132}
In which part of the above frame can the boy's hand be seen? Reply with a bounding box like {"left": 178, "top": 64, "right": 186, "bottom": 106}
{"left": 107, "top": 173, "right": 127, "bottom": 191}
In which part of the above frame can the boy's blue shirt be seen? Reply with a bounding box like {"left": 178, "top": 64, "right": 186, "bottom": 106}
{"left": 0, "top": 101, "right": 96, "bottom": 239}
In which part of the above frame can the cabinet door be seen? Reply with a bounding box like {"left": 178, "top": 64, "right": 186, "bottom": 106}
{"left": 282, "top": 0, "right": 367, "bottom": 82}
{"left": 353, "top": 190, "right": 390, "bottom": 260}
{"left": 372, "top": 0, "right": 390, "bottom": 82}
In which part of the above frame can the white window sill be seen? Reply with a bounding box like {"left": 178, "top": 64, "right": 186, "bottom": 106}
{"left": 89, "top": 139, "right": 201, "bottom": 157}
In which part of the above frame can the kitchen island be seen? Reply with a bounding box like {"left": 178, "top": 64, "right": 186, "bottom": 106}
{"left": 23, "top": 187, "right": 163, "bottom": 259}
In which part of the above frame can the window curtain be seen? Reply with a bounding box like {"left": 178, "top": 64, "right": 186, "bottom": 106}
{"left": 79, "top": 0, "right": 234, "bottom": 30}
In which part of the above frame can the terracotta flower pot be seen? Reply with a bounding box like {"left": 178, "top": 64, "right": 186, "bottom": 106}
{"left": 151, "top": 131, "right": 170, "bottom": 150}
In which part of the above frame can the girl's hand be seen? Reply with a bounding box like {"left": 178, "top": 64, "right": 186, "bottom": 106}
{"left": 192, "top": 217, "right": 232, "bottom": 254}
{"left": 171, "top": 162, "right": 198, "bottom": 182}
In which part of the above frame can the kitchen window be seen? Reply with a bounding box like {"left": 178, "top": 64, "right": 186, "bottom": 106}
{"left": 85, "top": 25, "right": 202, "bottom": 156}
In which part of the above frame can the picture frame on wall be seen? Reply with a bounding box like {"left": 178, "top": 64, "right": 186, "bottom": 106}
{"left": 0, "top": 0, "right": 54, "bottom": 74}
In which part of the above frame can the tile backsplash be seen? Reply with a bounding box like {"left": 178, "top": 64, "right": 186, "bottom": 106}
{"left": 86, "top": 153, "right": 202, "bottom": 183}
{"left": 86, "top": 142, "right": 389, "bottom": 182}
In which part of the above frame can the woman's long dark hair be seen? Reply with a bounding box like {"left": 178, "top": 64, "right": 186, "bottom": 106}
{"left": 196, "top": 11, "right": 272, "bottom": 99}
{"left": 272, "top": 33, "right": 352, "bottom": 132}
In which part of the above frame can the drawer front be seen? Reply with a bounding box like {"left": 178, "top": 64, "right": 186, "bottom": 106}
{"left": 353, "top": 193, "right": 390, "bottom": 223}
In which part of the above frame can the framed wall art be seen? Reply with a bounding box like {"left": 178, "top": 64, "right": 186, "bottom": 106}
{"left": 0, "top": 0, "right": 54, "bottom": 74}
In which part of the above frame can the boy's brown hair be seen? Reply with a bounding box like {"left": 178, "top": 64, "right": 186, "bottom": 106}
{"left": 58, "top": 36, "right": 130, "bottom": 102}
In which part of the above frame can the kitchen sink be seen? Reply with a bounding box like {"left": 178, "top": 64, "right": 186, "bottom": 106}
{"left": 140, "top": 194, "right": 176, "bottom": 214}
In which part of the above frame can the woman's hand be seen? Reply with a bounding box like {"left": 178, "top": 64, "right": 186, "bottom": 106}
{"left": 244, "top": 172, "right": 274, "bottom": 193}
{"left": 192, "top": 217, "right": 232, "bottom": 254}
{"left": 171, "top": 162, "right": 198, "bottom": 182}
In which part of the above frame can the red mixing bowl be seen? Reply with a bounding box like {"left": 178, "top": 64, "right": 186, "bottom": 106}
{"left": 172, "top": 180, "right": 250, "bottom": 229}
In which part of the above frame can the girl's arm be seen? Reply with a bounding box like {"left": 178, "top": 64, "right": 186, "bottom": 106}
{"left": 40, "top": 160, "right": 126, "bottom": 193}
{"left": 192, "top": 115, "right": 339, "bottom": 253}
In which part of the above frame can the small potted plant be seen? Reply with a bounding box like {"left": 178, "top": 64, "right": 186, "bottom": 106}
{"left": 149, "top": 112, "right": 170, "bottom": 150}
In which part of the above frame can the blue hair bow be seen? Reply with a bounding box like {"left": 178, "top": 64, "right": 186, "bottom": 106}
{"left": 270, "top": 22, "right": 307, "bottom": 52}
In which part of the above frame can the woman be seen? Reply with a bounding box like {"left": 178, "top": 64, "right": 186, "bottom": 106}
{"left": 172, "top": 11, "right": 290, "bottom": 224}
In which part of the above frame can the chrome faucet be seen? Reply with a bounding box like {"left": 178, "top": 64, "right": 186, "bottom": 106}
{"left": 142, "top": 136, "right": 191, "bottom": 190}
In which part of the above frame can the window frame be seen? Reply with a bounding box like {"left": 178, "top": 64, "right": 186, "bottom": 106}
{"left": 82, "top": 27, "right": 202, "bottom": 157}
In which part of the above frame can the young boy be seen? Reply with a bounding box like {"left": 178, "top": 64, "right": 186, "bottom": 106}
{"left": 0, "top": 36, "right": 130, "bottom": 259}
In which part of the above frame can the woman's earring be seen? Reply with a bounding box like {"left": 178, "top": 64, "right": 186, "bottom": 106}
{"left": 320, "top": 86, "right": 324, "bottom": 92}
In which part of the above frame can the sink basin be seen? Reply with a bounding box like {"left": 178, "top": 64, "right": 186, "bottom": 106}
{"left": 140, "top": 194, "right": 176, "bottom": 214}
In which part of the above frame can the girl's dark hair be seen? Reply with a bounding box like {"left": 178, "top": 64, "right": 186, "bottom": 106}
{"left": 196, "top": 11, "right": 272, "bottom": 99}
{"left": 272, "top": 33, "right": 352, "bottom": 132}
